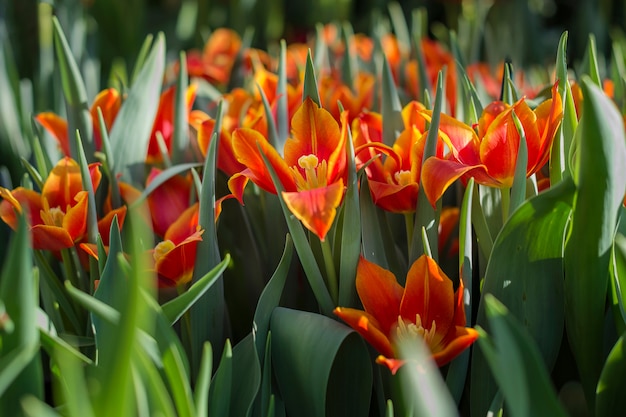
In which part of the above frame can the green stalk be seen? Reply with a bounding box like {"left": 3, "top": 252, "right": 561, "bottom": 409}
{"left": 500, "top": 187, "right": 510, "bottom": 224}
{"left": 320, "top": 238, "right": 339, "bottom": 305}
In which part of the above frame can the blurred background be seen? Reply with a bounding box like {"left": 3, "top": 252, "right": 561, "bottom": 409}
{"left": 3, "top": 0, "right": 626, "bottom": 89}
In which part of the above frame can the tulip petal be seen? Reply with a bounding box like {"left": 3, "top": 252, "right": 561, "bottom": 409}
{"left": 35, "top": 112, "right": 70, "bottom": 156}
{"left": 155, "top": 230, "right": 204, "bottom": 287}
{"left": 232, "top": 128, "right": 296, "bottom": 193}
{"left": 400, "top": 256, "right": 455, "bottom": 345}
{"left": 355, "top": 256, "right": 404, "bottom": 335}
{"left": 1, "top": 187, "right": 44, "bottom": 229}
{"left": 281, "top": 180, "right": 344, "bottom": 241}
{"left": 421, "top": 157, "right": 490, "bottom": 207}
{"left": 98, "top": 205, "right": 127, "bottom": 246}
{"left": 31, "top": 224, "right": 74, "bottom": 250}
{"left": 164, "top": 202, "right": 199, "bottom": 244}
{"left": 431, "top": 326, "right": 479, "bottom": 367}
{"left": 146, "top": 169, "right": 192, "bottom": 237}
{"left": 285, "top": 98, "right": 341, "bottom": 168}
{"left": 42, "top": 157, "right": 85, "bottom": 209}
{"left": 368, "top": 180, "right": 419, "bottom": 213}
{"left": 375, "top": 355, "right": 406, "bottom": 375}
{"left": 333, "top": 307, "right": 394, "bottom": 358}
{"left": 62, "top": 191, "right": 89, "bottom": 242}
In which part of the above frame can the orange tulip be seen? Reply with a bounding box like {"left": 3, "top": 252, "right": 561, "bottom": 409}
{"left": 334, "top": 255, "right": 478, "bottom": 374}
{"left": 229, "top": 98, "right": 347, "bottom": 240}
{"left": 0, "top": 157, "right": 100, "bottom": 251}
{"left": 352, "top": 102, "right": 442, "bottom": 213}
{"left": 421, "top": 82, "right": 563, "bottom": 206}
{"left": 36, "top": 88, "right": 122, "bottom": 156}
{"left": 145, "top": 84, "right": 198, "bottom": 164}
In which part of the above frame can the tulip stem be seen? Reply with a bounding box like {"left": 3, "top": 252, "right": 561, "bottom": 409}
{"left": 500, "top": 187, "right": 511, "bottom": 224}
{"left": 404, "top": 213, "right": 414, "bottom": 256}
{"left": 320, "top": 238, "right": 339, "bottom": 304}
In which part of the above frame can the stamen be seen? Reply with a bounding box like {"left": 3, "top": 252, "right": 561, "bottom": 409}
{"left": 394, "top": 170, "right": 412, "bottom": 186}
{"left": 291, "top": 154, "right": 329, "bottom": 190}
{"left": 395, "top": 314, "right": 438, "bottom": 347}
{"left": 40, "top": 198, "right": 65, "bottom": 227}
{"left": 153, "top": 240, "right": 176, "bottom": 262}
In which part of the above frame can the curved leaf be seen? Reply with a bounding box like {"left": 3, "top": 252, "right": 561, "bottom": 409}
{"left": 270, "top": 307, "right": 372, "bottom": 417}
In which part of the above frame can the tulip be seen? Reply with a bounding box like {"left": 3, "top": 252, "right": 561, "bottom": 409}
{"left": 334, "top": 255, "right": 478, "bottom": 374}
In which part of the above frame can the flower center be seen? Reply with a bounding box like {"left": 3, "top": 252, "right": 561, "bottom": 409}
{"left": 291, "top": 154, "right": 328, "bottom": 190}
{"left": 40, "top": 198, "right": 66, "bottom": 227}
{"left": 153, "top": 240, "right": 176, "bottom": 262}
{"left": 395, "top": 314, "right": 437, "bottom": 347}
{"left": 394, "top": 170, "right": 412, "bottom": 186}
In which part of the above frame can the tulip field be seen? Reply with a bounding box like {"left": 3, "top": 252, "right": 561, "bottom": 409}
{"left": 1, "top": 1, "right": 626, "bottom": 416}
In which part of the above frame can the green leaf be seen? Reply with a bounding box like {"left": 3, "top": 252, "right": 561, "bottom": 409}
{"left": 190, "top": 102, "right": 225, "bottom": 377}
{"left": 610, "top": 233, "right": 626, "bottom": 333}
{"left": 258, "top": 146, "right": 335, "bottom": 316}
{"left": 550, "top": 31, "right": 569, "bottom": 184}
{"left": 303, "top": 51, "right": 321, "bottom": 107}
{"left": 509, "top": 110, "right": 528, "bottom": 217}
{"left": 163, "top": 345, "right": 196, "bottom": 417}
{"left": 0, "top": 215, "right": 43, "bottom": 414}
{"left": 171, "top": 51, "right": 190, "bottom": 164}
{"left": 110, "top": 33, "right": 165, "bottom": 182}
{"left": 194, "top": 343, "right": 212, "bottom": 417}
{"left": 52, "top": 16, "right": 93, "bottom": 160}
{"left": 445, "top": 178, "right": 474, "bottom": 402}
{"left": 381, "top": 54, "right": 403, "bottom": 147}
{"left": 270, "top": 307, "right": 372, "bottom": 417}
{"left": 208, "top": 340, "right": 233, "bottom": 417}
{"left": 596, "top": 332, "right": 626, "bottom": 417}
{"left": 477, "top": 294, "right": 568, "bottom": 417}
{"left": 396, "top": 337, "right": 458, "bottom": 417}
{"left": 161, "top": 254, "right": 230, "bottom": 325}
{"left": 470, "top": 178, "right": 575, "bottom": 417}
{"left": 411, "top": 72, "right": 444, "bottom": 263}
{"left": 253, "top": 235, "right": 294, "bottom": 361}
{"left": 276, "top": 40, "right": 289, "bottom": 150}
{"left": 75, "top": 131, "right": 99, "bottom": 245}
{"left": 564, "top": 76, "right": 626, "bottom": 409}
{"left": 229, "top": 333, "right": 262, "bottom": 417}
{"left": 21, "top": 396, "right": 62, "bottom": 417}
{"left": 337, "top": 120, "right": 361, "bottom": 308}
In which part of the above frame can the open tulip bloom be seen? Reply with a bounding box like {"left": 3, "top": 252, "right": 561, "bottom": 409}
{"left": 335, "top": 255, "right": 479, "bottom": 374}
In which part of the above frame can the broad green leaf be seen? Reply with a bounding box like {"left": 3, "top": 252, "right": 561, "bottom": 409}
{"left": 471, "top": 178, "right": 575, "bottom": 417}
{"left": 110, "top": 33, "right": 165, "bottom": 182}
{"left": 551, "top": 31, "right": 569, "bottom": 184}
{"left": 0, "top": 215, "right": 43, "bottom": 415}
{"left": 581, "top": 34, "right": 602, "bottom": 88}
{"left": 133, "top": 347, "right": 177, "bottom": 417}
{"left": 130, "top": 34, "right": 155, "bottom": 84}
{"left": 161, "top": 255, "right": 230, "bottom": 325}
{"left": 52, "top": 16, "right": 93, "bottom": 160}
{"left": 270, "top": 307, "right": 372, "bottom": 417}
{"left": 190, "top": 102, "right": 225, "bottom": 377}
{"left": 596, "top": 332, "right": 626, "bottom": 417}
{"left": 477, "top": 295, "right": 568, "bottom": 417}
{"left": 564, "top": 77, "right": 626, "bottom": 409}
{"left": 253, "top": 235, "right": 293, "bottom": 361}
{"left": 230, "top": 333, "right": 262, "bottom": 417}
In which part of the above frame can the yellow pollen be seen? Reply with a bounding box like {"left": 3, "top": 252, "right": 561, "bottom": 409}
{"left": 154, "top": 240, "right": 176, "bottom": 262}
{"left": 40, "top": 198, "right": 66, "bottom": 227}
{"left": 395, "top": 314, "right": 437, "bottom": 347}
{"left": 291, "top": 154, "right": 329, "bottom": 190}
{"left": 394, "top": 170, "right": 412, "bottom": 186}
{"left": 298, "top": 154, "right": 319, "bottom": 170}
